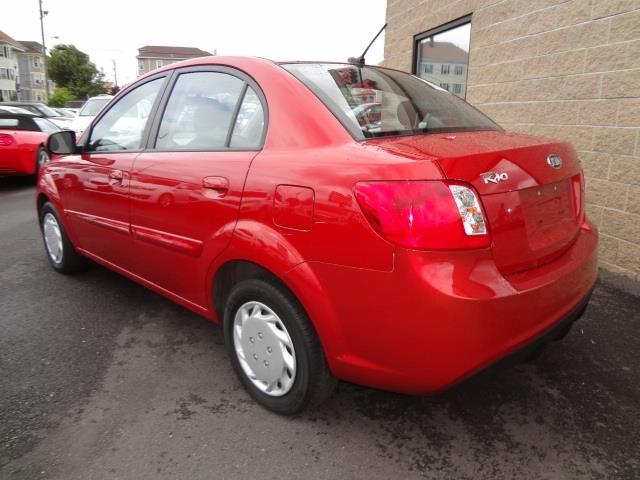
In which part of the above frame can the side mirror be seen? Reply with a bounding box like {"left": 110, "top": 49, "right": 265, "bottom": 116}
{"left": 47, "top": 130, "right": 78, "bottom": 155}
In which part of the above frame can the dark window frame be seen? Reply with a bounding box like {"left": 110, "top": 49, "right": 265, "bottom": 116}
{"left": 412, "top": 14, "right": 472, "bottom": 97}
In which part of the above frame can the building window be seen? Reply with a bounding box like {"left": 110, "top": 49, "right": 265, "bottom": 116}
{"left": 440, "top": 83, "right": 450, "bottom": 91}
{"left": 0, "top": 46, "right": 11, "bottom": 58}
{"left": 139, "top": 62, "right": 144, "bottom": 72}
{"left": 423, "top": 63, "right": 433, "bottom": 74}
{"left": 0, "top": 68, "right": 7, "bottom": 80}
{"left": 413, "top": 15, "right": 471, "bottom": 99}
{"left": 155, "top": 60, "right": 163, "bottom": 69}
{"left": 33, "top": 57, "right": 40, "bottom": 68}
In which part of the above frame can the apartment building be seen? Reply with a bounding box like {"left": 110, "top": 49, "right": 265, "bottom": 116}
{"left": 0, "top": 31, "right": 23, "bottom": 102}
{"left": 136, "top": 45, "right": 213, "bottom": 76}
{"left": 16, "top": 41, "right": 47, "bottom": 102}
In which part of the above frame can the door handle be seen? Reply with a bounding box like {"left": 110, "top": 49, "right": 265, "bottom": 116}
{"left": 109, "top": 169, "right": 124, "bottom": 182}
{"left": 202, "top": 176, "right": 229, "bottom": 195}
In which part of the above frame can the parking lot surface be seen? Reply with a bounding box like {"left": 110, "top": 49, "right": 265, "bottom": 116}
{"left": 1, "top": 177, "right": 639, "bottom": 479}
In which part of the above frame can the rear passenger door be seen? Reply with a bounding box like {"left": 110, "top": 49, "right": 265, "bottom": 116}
{"left": 129, "top": 66, "right": 266, "bottom": 308}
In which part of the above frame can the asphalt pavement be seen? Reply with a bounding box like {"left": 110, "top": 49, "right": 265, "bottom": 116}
{"left": 1, "top": 176, "right": 639, "bottom": 480}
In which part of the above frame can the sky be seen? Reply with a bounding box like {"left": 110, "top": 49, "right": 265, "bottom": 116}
{"left": 4, "top": 0, "right": 387, "bottom": 86}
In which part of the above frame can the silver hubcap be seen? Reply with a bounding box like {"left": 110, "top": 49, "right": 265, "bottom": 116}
{"left": 43, "top": 213, "right": 63, "bottom": 264}
{"left": 233, "top": 301, "right": 296, "bottom": 396}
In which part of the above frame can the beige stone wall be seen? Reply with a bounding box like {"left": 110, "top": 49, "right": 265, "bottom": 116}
{"left": 384, "top": 0, "right": 640, "bottom": 280}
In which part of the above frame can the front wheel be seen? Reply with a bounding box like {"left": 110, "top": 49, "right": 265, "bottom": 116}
{"left": 223, "top": 279, "right": 336, "bottom": 415}
{"left": 35, "top": 147, "right": 49, "bottom": 177}
{"left": 40, "top": 202, "right": 87, "bottom": 273}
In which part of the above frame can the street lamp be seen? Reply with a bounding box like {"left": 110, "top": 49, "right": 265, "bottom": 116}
{"left": 38, "top": 0, "right": 50, "bottom": 102}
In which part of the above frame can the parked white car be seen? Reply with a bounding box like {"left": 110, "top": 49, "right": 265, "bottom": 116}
{"left": 69, "top": 95, "right": 113, "bottom": 138}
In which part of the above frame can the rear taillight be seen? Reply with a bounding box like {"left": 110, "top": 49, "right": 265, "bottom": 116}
{"left": 0, "top": 134, "right": 14, "bottom": 146}
{"left": 353, "top": 180, "right": 490, "bottom": 250}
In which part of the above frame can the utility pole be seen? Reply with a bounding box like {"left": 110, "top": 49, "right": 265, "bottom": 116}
{"left": 38, "top": 0, "right": 50, "bottom": 102}
{"left": 112, "top": 59, "right": 118, "bottom": 88}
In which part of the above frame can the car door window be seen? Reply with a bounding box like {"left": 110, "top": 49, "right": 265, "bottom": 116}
{"left": 88, "top": 77, "right": 164, "bottom": 152}
{"left": 155, "top": 72, "right": 244, "bottom": 150}
{"left": 229, "top": 87, "right": 265, "bottom": 148}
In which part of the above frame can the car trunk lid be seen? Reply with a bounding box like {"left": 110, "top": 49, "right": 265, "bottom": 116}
{"left": 367, "top": 131, "right": 585, "bottom": 274}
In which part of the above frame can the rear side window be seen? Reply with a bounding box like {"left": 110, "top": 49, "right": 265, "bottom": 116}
{"left": 88, "top": 77, "right": 164, "bottom": 152}
{"left": 282, "top": 63, "right": 500, "bottom": 139}
{"left": 155, "top": 71, "right": 245, "bottom": 150}
{"left": 0, "top": 118, "right": 19, "bottom": 128}
{"left": 230, "top": 87, "right": 264, "bottom": 148}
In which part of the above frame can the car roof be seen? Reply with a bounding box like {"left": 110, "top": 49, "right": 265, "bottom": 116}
{"left": 0, "top": 106, "right": 35, "bottom": 114}
{"left": 0, "top": 112, "right": 38, "bottom": 118}
{"left": 0, "top": 101, "right": 48, "bottom": 107}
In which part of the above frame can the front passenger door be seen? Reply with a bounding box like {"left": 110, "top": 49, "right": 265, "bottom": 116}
{"left": 57, "top": 76, "right": 167, "bottom": 270}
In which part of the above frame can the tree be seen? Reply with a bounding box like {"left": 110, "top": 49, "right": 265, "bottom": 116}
{"left": 48, "top": 87, "right": 73, "bottom": 107}
{"left": 48, "top": 44, "right": 106, "bottom": 99}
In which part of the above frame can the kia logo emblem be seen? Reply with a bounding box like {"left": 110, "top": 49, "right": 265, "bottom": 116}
{"left": 547, "top": 154, "right": 562, "bottom": 169}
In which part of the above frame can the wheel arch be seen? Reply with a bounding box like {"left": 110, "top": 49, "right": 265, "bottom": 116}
{"left": 211, "top": 257, "right": 346, "bottom": 374}
{"left": 208, "top": 219, "right": 349, "bottom": 370}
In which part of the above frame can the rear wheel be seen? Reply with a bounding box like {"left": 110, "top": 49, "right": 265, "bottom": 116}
{"left": 223, "top": 279, "right": 336, "bottom": 414}
{"left": 40, "top": 202, "right": 87, "bottom": 273}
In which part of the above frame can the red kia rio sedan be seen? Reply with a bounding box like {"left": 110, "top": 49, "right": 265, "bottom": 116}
{"left": 37, "top": 57, "right": 598, "bottom": 414}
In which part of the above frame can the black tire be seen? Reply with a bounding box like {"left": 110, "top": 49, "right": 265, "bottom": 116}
{"left": 39, "top": 202, "right": 88, "bottom": 273}
{"left": 35, "top": 147, "right": 49, "bottom": 178}
{"left": 223, "top": 279, "right": 337, "bottom": 415}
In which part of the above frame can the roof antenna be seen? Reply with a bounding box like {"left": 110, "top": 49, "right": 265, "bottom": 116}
{"left": 348, "top": 23, "right": 387, "bottom": 67}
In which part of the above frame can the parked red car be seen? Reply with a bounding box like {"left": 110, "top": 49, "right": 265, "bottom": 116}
{"left": 37, "top": 57, "right": 598, "bottom": 414}
{"left": 0, "top": 113, "right": 59, "bottom": 176}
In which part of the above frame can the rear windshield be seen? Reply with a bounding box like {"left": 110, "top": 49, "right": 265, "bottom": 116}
{"left": 0, "top": 118, "right": 19, "bottom": 128}
{"left": 79, "top": 98, "right": 111, "bottom": 116}
{"left": 281, "top": 63, "right": 500, "bottom": 140}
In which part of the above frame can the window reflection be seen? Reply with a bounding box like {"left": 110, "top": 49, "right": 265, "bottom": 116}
{"left": 416, "top": 22, "right": 471, "bottom": 99}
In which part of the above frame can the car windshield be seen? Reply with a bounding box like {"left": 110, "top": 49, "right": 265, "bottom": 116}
{"left": 31, "top": 104, "right": 60, "bottom": 117}
{"left": 79, "top": 98, "right": 111, "bottom": 116}
{"left": 32, "top": 117, "right": 61, "bottom": 133}
{"left": 281, "top": 63, "right": 500, "bottom": 139}
{"left": 54, "top": 108, "right": 75, "bottom": 118}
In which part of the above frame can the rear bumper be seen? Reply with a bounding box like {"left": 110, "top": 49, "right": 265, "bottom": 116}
{"left": 293, "top": 220, "right": 598, "bottom": 395}
{"left": 452, "top": 286, "right": 592, "bottom": 390}
{"left": 0, "top": 150, "right": 35, "bottom": 175}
